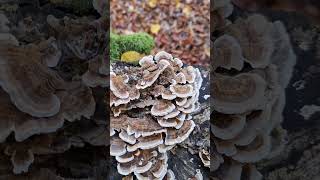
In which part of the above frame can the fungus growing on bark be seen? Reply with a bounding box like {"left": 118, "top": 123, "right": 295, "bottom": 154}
{"left": 164, "top": 120, "right": 195, "bottom": 146}
{"left": 213, "top": 35, "right": 244, "bottom": 70}
{"left": 211, "top": 13, "right": 296, "bottom": 179}
{"left": 82, "top": 55, "right": 108, "bottom": 87}
{"left": 58, "top": 84, "right": 96, "bottom": 122}
{"left": 212, "top": 73, "right": 267, "bottom": 114}
{"left": 47, "top": 14, "right": 107, "bottom": 60}
{"left": 0, "top": 118, "right": 105, "bottom": 175}
{"left": 151, "top": 100, "right": 176, "bottom": 117}
{"left": 169, "top": 84, "right": 194, "bottom": 98}
{"left": 0, "top": 83, "right": 95, "bottom": 143}
{"left": 225, "top": 14, "right": 274, "bottom": 68}
{"left": 211, "top": 113, "right": 246, "bottom": 140}
{"left": 0, "top": 44, "right": 65, "bottom": 117}
{"left": 110, "top": 51, "right": 202, "bottom": 179}
{"left": 0, "top": 7, "right": 105, "bottom": 178}
{"left": 136, "top": 59, "right": 171, "bottom": 89}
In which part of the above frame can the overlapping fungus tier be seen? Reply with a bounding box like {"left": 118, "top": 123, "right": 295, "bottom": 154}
{"left": 211, "top": 0, "right": 296, "bottom": 179}
{"left": 0, "top": 2, "right": 108, "bottom": 176}
{"left": 110, "top": 51, "right": 202, "bottom": 179}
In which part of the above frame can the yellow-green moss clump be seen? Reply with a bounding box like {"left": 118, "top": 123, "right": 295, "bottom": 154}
{"left": 110, "top": 32, "right": 154, "bottom": 63}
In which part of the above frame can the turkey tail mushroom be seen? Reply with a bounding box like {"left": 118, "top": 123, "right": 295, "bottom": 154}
{"left": 110, "top": 51, "right": 202, "bottom": 179}
{"left": 213, "top": 35, "right": 244, "bottom": 71}
{"left": 211, "top": 13, "right": 296, "bottom": 179}
{"left": 212, "top": 73, "right": 267, "bottom": 114}
{"left": 0, "top": 44, "right": 66, "bottom": 117}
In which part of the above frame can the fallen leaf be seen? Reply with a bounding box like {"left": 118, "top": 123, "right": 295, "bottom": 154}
{"left": 183, "top": 6, "right": 192, "bottom": 16}
{"left": 176, "top": 0, "right": 181, "bottom": 8}
{"left": 147, "top": 0, "right": 158, "bottom": 8}
{"left": 150, "top": 23, "right": 161, "bottom": 34}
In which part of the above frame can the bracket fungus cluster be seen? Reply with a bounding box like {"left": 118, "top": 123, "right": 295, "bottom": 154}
{"left": 82, "top": 52, "right": 108, "bottom": 88}
{"left": 110, "top": 51, "right": 203, "bottom": 179}
{"left": 211, "top": 10, "right": 296, "bottom": 180}
{"left": 0, "top": 2, "right": 107, "bottom": 177}
{"left": 47, "top": 14, "right": 107, "bottom": 60}
{"left": 0, "top": 34, "right": 96, "bottom": 174}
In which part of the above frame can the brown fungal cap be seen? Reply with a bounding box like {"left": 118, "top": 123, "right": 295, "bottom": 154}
{"left": 165, "top": 120, "right": 195, "bottom": 146}
{"left": 82, "top": 55, "right": 108, "bottom": 88}
{"left": 47, "top": 14, "right": 106, "bottom": 60}
{"left": 169, "top": 84, "right": 194, "bottom": 98}
{"left": 0, "top": 45, "right": 66, "bottom": 117}
{"left": 212, "top": 73, "right": 267, "bottom": 114}
{"left": 181, "top": 66, "right": 197, "bottom": 83}
{"left": 58, "top": 84, "right": 96, "bottom": 121}
{"left": 226, "top": 14, "right": 274, "bottom": 68}
{"left": 151, "top": 100, "right": 176, "bottom": 117}
{"left": 231, "top": 133, "right": 271, "bottom": 163}
{"left": 211, "top": 113, "right": 246, "bottom": 140}
{"left": 111, "top": 115, "right": 166, "bottom": 139}
{"left": 154, "top": 51, "right": 173, "bottom": 62}
{"left": 0, "top": 89, "right": 64, "bottom": 142}
{"left": 111, "top": 136, "right": 127, "bottom": 156}
{"left": 0, "top": 81, "right": 96, "bottom": 143}
{"left": 136, "top": 59, "right": 171, "bottom": 89}
{"left": 117, "top": 149, "right": 159, "bottom": 176}
{"left": 213, "top": 34, "right": 244, "bottom": 71}
{"left": 139, "top": 55, "right": 154, "bottom": 67}
{"left": 127, "top": 134, "right": 164, "bottom": 152}
{"left": 110, "top": 72, "right": 130, "bottom": 99}
{"left": 161, "top": 88, "right": 177, "bottom": 100}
